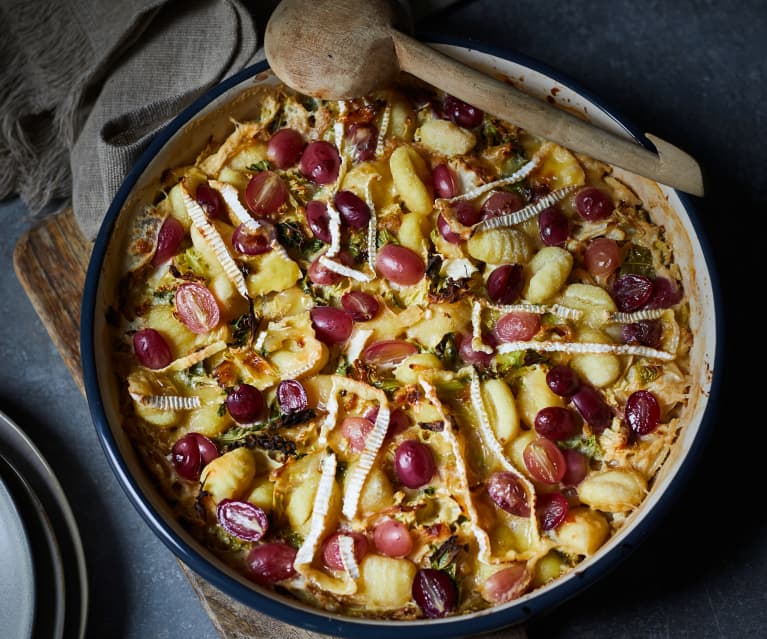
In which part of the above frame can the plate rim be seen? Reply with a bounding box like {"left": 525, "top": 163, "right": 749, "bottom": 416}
{"left": 80, "top": 35, "right": 722, "bottom": 639}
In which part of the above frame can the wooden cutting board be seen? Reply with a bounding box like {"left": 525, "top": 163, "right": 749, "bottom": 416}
{"left": 13, "top": 208, "right": 526, "bottom": 639}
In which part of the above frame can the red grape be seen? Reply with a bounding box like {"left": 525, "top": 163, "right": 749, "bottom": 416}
{"left": 487, "top": 264, "right": 525, "bottom": 305}
{"left": 217, "top": 499, "right": 269, "bottom": 542}
{"left": 412, "top": 569, "right": 457, "bottom": 618}
{"left": 347, "top": 123, "right": 377, "bottom": 162}
{"left": 571, "top": 386, "right": 613, "bottom": 433}
{"left": 267, "top": 128, "right": 305, "bottom": 169}
{"left": 175, "top": 282, "right": 220, "bottom": 334}
{"left": 307, "top": 251, "right": 353, "bottom": 285}
{"left": 334, "top": 190, "right": 370, "bottom": 229}
{"left": 196, "top": 183, "right": 226, "bottom": 220}
{"left": 575, "top": 187, "right": 613, "bottom": 221}
{"left": 457, "top": 333, "right": 493, "bottom": 368}
{"left": 341, "top": 291, "right": 379, "bottom": 321}
{"left": 340, "top": 416, "right": 374, "bottom": 453}
{"left": 487, "top": 471, "right": 530, "bottom": 517}
{"left": 277, "top": 379, "right": 308, "bottom": 414}
{"left": 621, "top": 319, "right": 662, "bottom": 349}
{"left": 625, "top": 390, "right": 660, "bottom": 435}
{"left": 171, "top": 433, "right": 219, "bottom": 481}
{"left": 523, "top": 438, "right": 566, "bottom": 484}
{"left": 437, "top": 214, "right": 462, "bottom": 244}
{"left": 373, "top": 519, "right": 413, "bottom": 558}
{"left": 455, "top": 201, "right": 482, "bottom": 226}
{"left": 444, "top": 95, "right": 484, "bottom": 128}
{"left": 387, "top": 408, "right": 411, "bottom": 438}
{"left": 561, "top": 449, "right": 588, "bottom": 486}
{"left": 226, "top": 384, "right": 266, "bottom": 423}
{"left": 394, "top": 440, "right": 435, "bottom": 488}
{"left": 646, "top": 276, "right": 682, "bottom": 309}
{"left": 546, "top": 365, "right": 580, "bottom": 397}
{"left": 584, "top": 237, "right": 620, "bottom": 277}
{"left": 245, "top": 171, "right": 288, "bottom": 215}
{"left": 613, "top": 273, "right": 654, "bottom": 312}
{"left": 538, "top": 205, "right": 569, "bottom": 247}
{"left": 322, "top": 531, "right": 368, "bottom": 570}
{"left": 153, "top": 216, "right": 184, "bottom": 266}
{"left": 482, "top": 564, "right": 528, "bottom": 604}
{"left": 495, "top": 311, "right": 541, "bottom": 342}
{"left": 536, "top": 492, "right": 568, "bottom": 530}
{"left": 300, "top": 141, "right": 341, "bottom": 184}
{"left": 376, "top": 244, "right": 425, "bottom": 286}
{"left": 305, "top": 200, "right": 332, "bottom": 243}
{"left": 246, "top": 543, "right": 297, "bottom": 585}
{"left": 133, "top": 328, "right": 172, "bottom": 369}
{"left": 310, "top": 306, "right": 353, "bottom": 344}
{"left": 432, "top": 164, "right": 457, "bottom": 199}
{"left": 535, "top": 406, "right": 581, "bottom": 440}
{"left": 232, "top": 223, "right": 272, "bottom": 256}
{"left": 481, "top": 191, "right": 524, "bottom": 221}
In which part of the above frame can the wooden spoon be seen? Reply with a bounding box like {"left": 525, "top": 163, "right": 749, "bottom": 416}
{"left": 264, "top": 0, "right": 704, "bottom": 196}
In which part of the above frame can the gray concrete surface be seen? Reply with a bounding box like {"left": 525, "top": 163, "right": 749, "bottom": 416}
{"left": 0, "top": 0, "right": 764, "bottom": 637}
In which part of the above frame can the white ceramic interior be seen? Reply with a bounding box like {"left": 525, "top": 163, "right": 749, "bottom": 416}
{"left": 84, "top": 42, "right": 718, "bottom": 637}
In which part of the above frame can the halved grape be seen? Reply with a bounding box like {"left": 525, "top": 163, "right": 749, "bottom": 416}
{"left": 575, "top": 187, "right": 613, "bottom": 221}
{"left": 646, "top": 276, "right": 683, "bottom": 309}
{"left": 175, "top": 282, "right": 220, "bottom": 334}
{"left": 536, "top": 492, "right": 568, "bottom": 530}
{"left": 347, "top": 123, "right": 377, "bottom": 162}
{"left": 132, "top": 328, "right": 172, "bottom": 369}
{"left": 341, "top": 291, "right": 379, "bottom": 321}
{"left": 340, "top": 417, "right": 374, "bottom": 453}
{"left": 267, "top": 128, "right": 305, "bottom": 168}
{"left": 373, "top": 519, "right": 413, "bottom": 558}
{"left": 444, "top": 95, "right": 483, "bottom": 128}
{"left": 300, "top": 141, "right": 341, "bottom": 184}
{"left": 546, "top": 365, "right": 580, "bottom": 397}
{"left": 487, "top": 264, "right": 524, "bottom": 304}
{"left": 196, "top": 183, "right": 226, "bottom": 220}
{"left": 376, "top": 244, "right": 425, "bottom": 286}
{"left": 246, "top": 543, "right": 297, "bottom": 585}
{"left": 305, "top": 200, "right": 332, "bottom": 242}
{"left": 217, "top": 499, "right": 269, "bottom": 542}
{"left": 538, "top": 205, "right": 569, "bottom": 247}
{"left": 334, "top": 190, "right": 370, "bottom": 229}
{"left": 613, "top": 273, "right": 654, "bottom": 312}
{"left": 437, "top": 214, "right": 462, "bottom": 244}
{"left": 412, "top": 569, "right": 457, "bottom": 618}
{"left": 232, "top": 223, "right": 272, "bottom": 256}
{"left": 152, "top": 216, "right": 184, "bottom": 266}
{"left": 322, "top": 531, "right": 368, "bottom": 570}
{"left": 495, "top": 311, "right": 541, "bottom": 342}
{"left": 394, "top": 440, "right": 435, "bottom": 488}
{"left": 226, "top": 384, "right": 266, "bottom": 424}
{"left": 571, "top": 386, "right": 613, "bottom": 433}
{"left": 171, "top": 433, "right": 219, "bottom": 481}
{"left": 277, "top": 379, "right": 308, "bottom": 414}
{"left": 625, "top": 390, "right": 660, "bottom": 435}
{"left": 432, "top": 164, "right": 457, "bottom": 199}
{"left": 584, "top": 237, "right": 620, "bottom": 277}
{"left": 245, "top": 170, "right": 288, "bottom": 215}
{"left": 480, "top": 191, "right": 524, "bottom": 221}
{"left": 482, "top": 563, "right": 528, "bottom": 603}
{"left": 310, "top": 306, "right": 353, "bottom": 344}
{"left": 486, "top": 471, "right": 530, "bottom": 517}
{"left": 523, "top": 438, "right": 566, "bottom": 484}
{"left": 534, "top": 406, "right": 581, "bottom": 440}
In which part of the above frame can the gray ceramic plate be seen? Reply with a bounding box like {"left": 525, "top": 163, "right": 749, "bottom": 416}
{"left": 0, "top": 409, "right": 88, "bottom": 639}
{"left": 0, "top": 473, "right": 35, "bottom": 639}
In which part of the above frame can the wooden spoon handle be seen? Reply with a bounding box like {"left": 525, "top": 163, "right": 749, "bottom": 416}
{"left": 391, "top": 31, "right": 704, "bottom": 196}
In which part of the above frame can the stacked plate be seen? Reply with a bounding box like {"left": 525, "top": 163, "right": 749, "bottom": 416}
{"left": 0, "top": 409, "right": 88, "bottom": 639}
